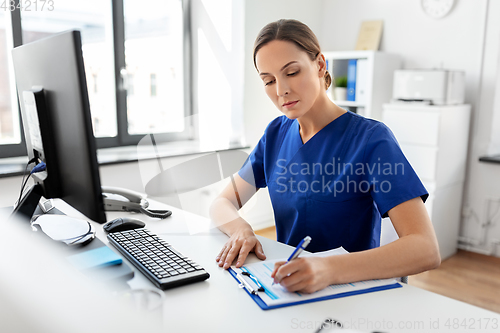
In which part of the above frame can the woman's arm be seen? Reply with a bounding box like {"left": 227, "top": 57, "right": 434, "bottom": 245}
{"left": 209, "top": 174, "right": 266, "bottom": 269}
{"left": 272, "top": 197, "right": 441, "bottom": 293}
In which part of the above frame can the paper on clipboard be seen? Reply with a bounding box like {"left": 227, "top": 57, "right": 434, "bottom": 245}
{"left": 230, "top": 247, "right": 401, "bottom": 309}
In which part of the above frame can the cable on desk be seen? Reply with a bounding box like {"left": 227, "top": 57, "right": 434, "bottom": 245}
{"left": 139, "top": 205, "right": 172, "bottom": 219}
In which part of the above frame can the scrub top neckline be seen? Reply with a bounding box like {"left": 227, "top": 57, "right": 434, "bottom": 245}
{"left": 295, "top": 110, "right": 349, "bottom": 145}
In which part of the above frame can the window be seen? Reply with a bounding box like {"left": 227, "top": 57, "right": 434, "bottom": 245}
{"left": 21, "top": 0, "right": 117, "bottom": 139}
{"left": 0, "top": 0, "right": 244, "bottom": 158}
{"left": 92, "top": 74, "right": 98, "bottom": 94}
{"left": 124, "top": 0, "right": 184, "bottom": 135}
{"left": 0, "top": 11, "right": 21, "bottom": 147}
{"left": 192, "top": 0, "right": 245, "bottom": 148}
{"left": 127, "top": 73, "right": 134, "bottom": 96}
{"left": 150, "top": 73, "right": 157, "bottom": 97}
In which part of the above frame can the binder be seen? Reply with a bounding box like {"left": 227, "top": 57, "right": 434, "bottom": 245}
{"left": 228, "top": 262, "right": 401, "bottom": 311}
{"left": 355, "top": 59, "right": 368, "bottom": 104}
{"left": 347, "top": 59, "right": 357, "bottom": 101}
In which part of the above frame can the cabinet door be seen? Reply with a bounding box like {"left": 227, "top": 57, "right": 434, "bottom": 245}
{"left": 383, "top": 109, "right": 440, "bottom": 146}
{"left": 400, "top": 144, "right": 438, "bottom": 182}
{"left": 429, "top": 183, "right": 464, "bottom": 259}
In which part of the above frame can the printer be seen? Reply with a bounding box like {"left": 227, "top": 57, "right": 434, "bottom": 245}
{"left": 392, "top": 69, "right": 465, "bottom": 105}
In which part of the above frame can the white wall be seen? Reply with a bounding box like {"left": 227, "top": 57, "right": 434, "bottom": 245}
{"left": 243, "top": 0, "right": 325, "bottom": 147}
{"left": 319, "top": 0, "right": 500, "bottom": 256}
{"left": 459, "top": 0, "right": 500, "bottom": 256}
{"left": 320, "top": 0, "right": 486, "bottom": 107}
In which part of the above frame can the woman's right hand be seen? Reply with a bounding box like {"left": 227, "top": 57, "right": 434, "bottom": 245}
{"left": 216, "top": 226, "right": 266, "bottom": 269}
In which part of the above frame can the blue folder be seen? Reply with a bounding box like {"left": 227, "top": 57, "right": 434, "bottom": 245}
{"left": 228, "top": 267, "right": 401, "bottom": 310}
{"left": 347, "top": 59, "right": 357, "bottom": 101}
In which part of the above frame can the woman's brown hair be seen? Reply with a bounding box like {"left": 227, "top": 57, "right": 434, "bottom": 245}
{"left": 253, "top": 19, "right": 332, "bottom": 90}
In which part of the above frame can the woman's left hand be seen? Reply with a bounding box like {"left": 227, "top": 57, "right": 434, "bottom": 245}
{"left": 270, "top": 256, "right": 334, "bottom": 294}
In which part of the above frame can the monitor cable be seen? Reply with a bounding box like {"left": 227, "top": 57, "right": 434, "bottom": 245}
{"left": 15, "top": 158, "right": 40, "bottom": 208}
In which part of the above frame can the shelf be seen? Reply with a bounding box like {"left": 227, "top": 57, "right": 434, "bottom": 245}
{"left": 323, "top": 50, "right": 401, "bottom": 120}
{"left": 323, "top": 50, "right": 376, "bottom": 60}
{"left": 334, "top": 100, "right": 365, "bottom": 107}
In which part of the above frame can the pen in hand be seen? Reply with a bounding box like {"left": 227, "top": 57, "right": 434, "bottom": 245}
{"left": 272, "top": 236, "right": 311, "bottom": 285}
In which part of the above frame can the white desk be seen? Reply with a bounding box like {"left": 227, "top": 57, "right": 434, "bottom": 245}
{"left": 3, "top": 200, "right": 500, "bottom": 333}
{"left": 98, "top": 199, "right": 500, "bottom": 333}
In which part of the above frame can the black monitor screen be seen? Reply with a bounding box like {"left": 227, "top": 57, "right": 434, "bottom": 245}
{"left": 12, "top": 30, "right": 107, "bottom": 223}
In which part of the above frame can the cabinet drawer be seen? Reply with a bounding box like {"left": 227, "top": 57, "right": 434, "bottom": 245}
{"left": 400, "top": 144, "right": 438, "bottom": 181}
{"left": 383, "top": 109, "right": 440, "bottom": 146}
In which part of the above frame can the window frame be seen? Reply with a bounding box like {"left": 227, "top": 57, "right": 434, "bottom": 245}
{"left": 0, "top": 1, "right": 26, "bottom": 158}
{"left": 0, "top": 0, "right": 194, "bottom": 157}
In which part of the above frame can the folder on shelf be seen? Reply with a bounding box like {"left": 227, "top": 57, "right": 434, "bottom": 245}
{"left": 355, "top": 59, "right": 368, "bottom": 104}
{"left": 347, "top": 59, "right": 357, "bottom": 101}
{"left": 228, "top": 247, "right": 401, "bottom": 310}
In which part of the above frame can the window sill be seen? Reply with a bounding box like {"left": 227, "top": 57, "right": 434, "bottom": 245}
{"left": 0, "top": 140, "right": 249, "bottom": 178}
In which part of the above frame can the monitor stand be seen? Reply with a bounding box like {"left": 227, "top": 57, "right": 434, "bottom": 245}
{"left": 10, "top": 184, "right": 43, "bottom": 222}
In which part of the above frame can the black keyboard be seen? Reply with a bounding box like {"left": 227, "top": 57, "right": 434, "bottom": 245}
{"left": 107, "top": 229, "right": 209, "bottom": 290}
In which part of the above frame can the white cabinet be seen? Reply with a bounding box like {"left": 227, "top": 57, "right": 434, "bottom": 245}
{"left": 323, "top": 51, "right": 401, "bottom": 120}
{"left": 382, "top": 104, "right": 471, "bottom": 259}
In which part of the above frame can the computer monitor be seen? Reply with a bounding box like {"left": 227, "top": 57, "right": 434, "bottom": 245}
{"left": 11, "top": 30, "right": 107, "bottom": 223}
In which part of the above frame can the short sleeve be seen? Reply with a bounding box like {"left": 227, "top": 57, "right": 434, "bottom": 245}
{"left": 238, "top": 133, "right": 267, "bottom": 188}
{"left": 364, "top": 123, "right": 428, "bottom": 218}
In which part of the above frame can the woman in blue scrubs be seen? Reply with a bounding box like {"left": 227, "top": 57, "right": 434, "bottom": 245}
{"left": 210, "top": 19, "right": 440, "bottom": 294}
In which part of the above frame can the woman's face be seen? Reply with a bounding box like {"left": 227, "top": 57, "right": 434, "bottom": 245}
{"left": 255, "top": 40, "right": 324, "bottom": 119}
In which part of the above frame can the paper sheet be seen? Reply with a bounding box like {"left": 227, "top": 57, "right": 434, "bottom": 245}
{"left": 232, "top": 247, "right": 398, "bottom": 307}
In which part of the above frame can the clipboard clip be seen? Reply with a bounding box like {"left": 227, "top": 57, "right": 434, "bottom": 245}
{"left": 236, "top": 271, "right": 265, "bottom": 295}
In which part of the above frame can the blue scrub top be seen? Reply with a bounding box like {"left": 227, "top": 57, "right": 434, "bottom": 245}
{"left": 239, "top": 111, "right": 428, "bottom": 253}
